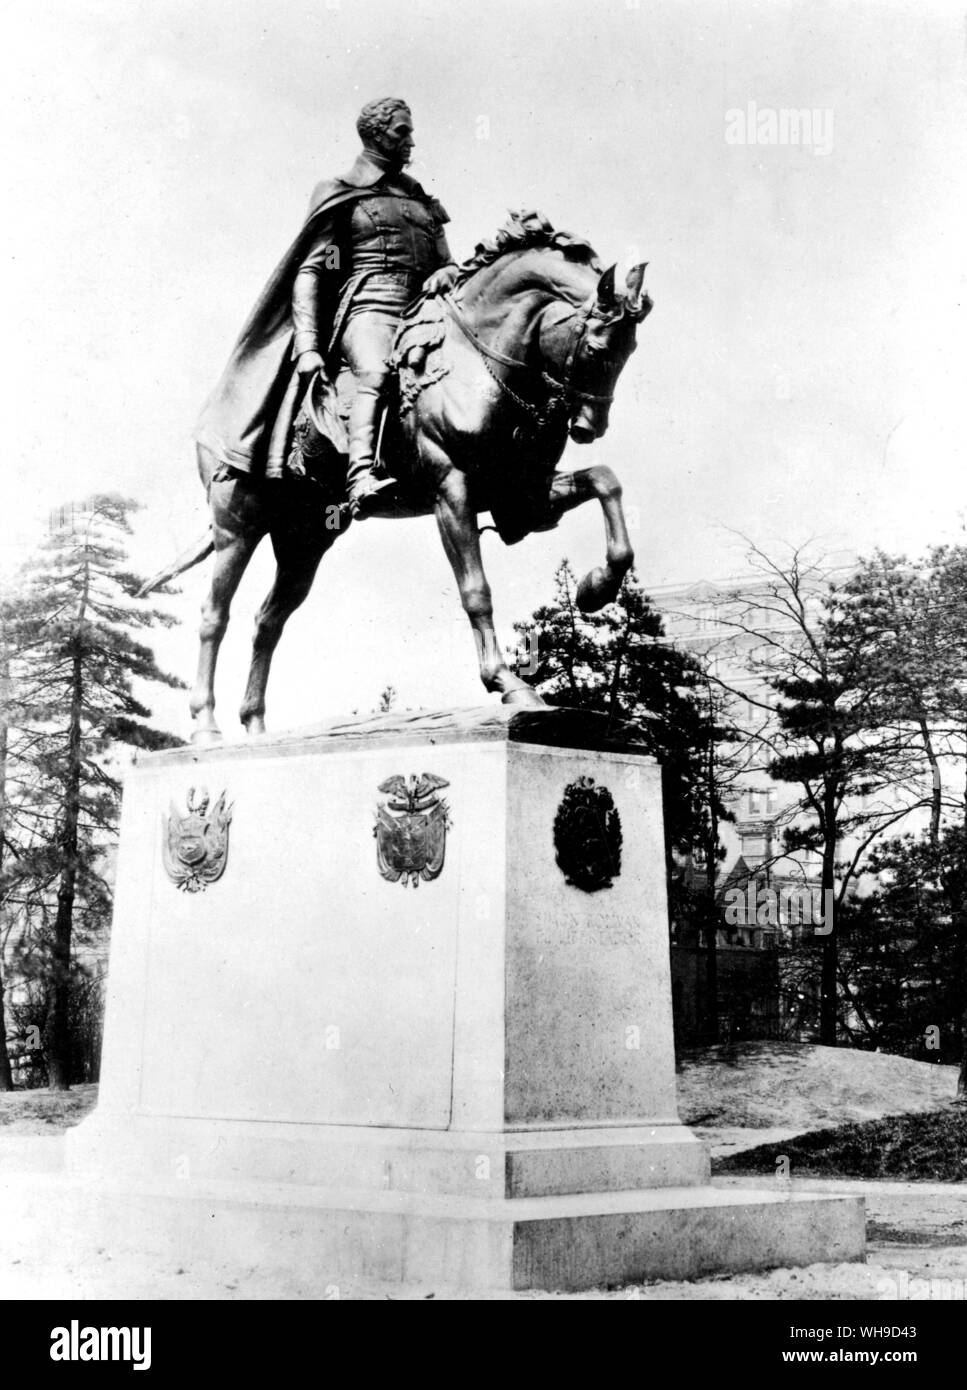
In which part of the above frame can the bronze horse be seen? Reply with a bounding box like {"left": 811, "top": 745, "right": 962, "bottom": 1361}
{"left": 143, "top": 217, "right": 652, "bottom": 741}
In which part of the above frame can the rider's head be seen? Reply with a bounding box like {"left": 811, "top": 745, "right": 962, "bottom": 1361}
{"left": 357, "top": 98, "right": 414, "bottom": 170}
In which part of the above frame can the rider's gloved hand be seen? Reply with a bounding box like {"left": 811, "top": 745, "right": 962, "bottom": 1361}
{"left": 423, "top": 264, "right": 460, "bottom": 297}
{"left": 296, "top": 350, "right": 326, "bottom": 378}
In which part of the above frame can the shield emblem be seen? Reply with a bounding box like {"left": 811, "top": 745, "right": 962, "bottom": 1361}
{"left": 374, "top": 774, "right": 451, "bottom": 887}
{"left": 553, "top": 776, "right": 622, "bottom": 892}
{"left": 162, "top": 787, "right": 234, "bottom": 893}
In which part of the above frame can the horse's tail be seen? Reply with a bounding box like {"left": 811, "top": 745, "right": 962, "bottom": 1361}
{"left": 137, "top": 529, "right": 214, "bottom": 597}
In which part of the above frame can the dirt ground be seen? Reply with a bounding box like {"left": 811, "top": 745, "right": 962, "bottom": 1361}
{"left": 677, "top": 1042, "right": 960, "bottom": 1132}
{"left": 0, "top": 1083, "right": 98, "bottom": 1136}
{"left": 2, "top": 1050, "right": 964, "bottom": 1300}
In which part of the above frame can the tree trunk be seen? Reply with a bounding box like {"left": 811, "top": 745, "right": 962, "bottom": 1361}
{"left": 958, "top": 791, "right": 967, "bottom": 1098}
{"left": 47, "top": 583, "right": 87, "bottom": 1091}
{"left": 958, "top": 947, "right": 967, "bottom": 1097}
{"left": 703, "top": 899, "right": 719, "bottom": 1044}
{"left": 917, "top": 715, "right": 942, "bottom": 849}
{"left": 702, "top": 739, "right": 719, "bottom": 1044}
{"left": 0, "top": 969, "right": 12, "bottom": 1090}
{"left": 957, "top": 910, "right": 967, "bottom": 1096}
{"left": 957, "top": 750, "right": 967, "bottom": 1097}
{"left": 819, "top": 800, "right": 838, "bottom": 1046}
{"left": 0, "top": 644, "right": 16, "bottom": 1090}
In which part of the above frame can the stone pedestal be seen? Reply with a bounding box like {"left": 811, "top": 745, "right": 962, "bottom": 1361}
{"left": 67, "top": 707, "right": 864, "bottom": 1291}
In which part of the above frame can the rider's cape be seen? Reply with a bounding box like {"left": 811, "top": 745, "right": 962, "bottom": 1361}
{"left": 194, "top": 153, "right": 442, "bottom": 477}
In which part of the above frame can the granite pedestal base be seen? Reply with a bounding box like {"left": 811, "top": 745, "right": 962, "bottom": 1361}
{"left": 67, "top": 707, "right": 864, "bottom": 1290}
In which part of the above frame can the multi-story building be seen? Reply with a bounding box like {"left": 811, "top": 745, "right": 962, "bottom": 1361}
{"left": 648, "top": 561, "right": 856, "bottom": 1043}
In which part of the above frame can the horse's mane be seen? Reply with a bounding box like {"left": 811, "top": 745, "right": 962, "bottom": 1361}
{"left": 392, "top": 210, "right": 602, "bottom": 377}
{"left": 451, "top": 209, "right": 602, "bottom": 290}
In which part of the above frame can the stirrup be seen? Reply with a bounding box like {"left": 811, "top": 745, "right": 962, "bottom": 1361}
{"left": 349, "top": 475, "right": 397, "bottom": 519}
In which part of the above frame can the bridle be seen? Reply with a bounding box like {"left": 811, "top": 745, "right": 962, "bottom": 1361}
{"left": 442, "top": 291, "right": 615, "bottom": 432}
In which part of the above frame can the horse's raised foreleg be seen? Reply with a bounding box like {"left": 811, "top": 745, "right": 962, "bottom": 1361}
{"left": 189, "top": 473, "right": 265, "bottom": 744}
{"left": 435, "top": 471, "right": 545, "bottom": 708}
{"left": 548, "top": 464, "right": 635, "bottom": 611}
{"left": 239, "top": 534, "right": 332, "bottom": 735}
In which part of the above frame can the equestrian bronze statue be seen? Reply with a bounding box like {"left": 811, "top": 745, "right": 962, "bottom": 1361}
{"left": 194, "top": 96, "right": 460, "bottom": 520}
{"left": 142, "top": 104, "right": 652, "bottom": 742}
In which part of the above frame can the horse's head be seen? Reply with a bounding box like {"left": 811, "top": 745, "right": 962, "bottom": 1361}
{"left": 445, "top": 216, "right": 652, "bottom": 445}
{"left": 560, "top": 263, "right": 653, "bottom": 443}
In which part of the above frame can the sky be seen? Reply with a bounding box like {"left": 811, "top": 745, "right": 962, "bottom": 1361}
{"left": 2, "top": 0, "right": 965, "bottom": 736}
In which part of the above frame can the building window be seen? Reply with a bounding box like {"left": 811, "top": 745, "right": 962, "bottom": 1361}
{"left": 746, "top": 788, "right": 777, "bottom": 818}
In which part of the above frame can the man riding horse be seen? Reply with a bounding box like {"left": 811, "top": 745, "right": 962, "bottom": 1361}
{"left": 194, "top": 97, "right": 460, "bottom": 519}
{"left": 152, "top": 103, "right": 653, "bottom": 741}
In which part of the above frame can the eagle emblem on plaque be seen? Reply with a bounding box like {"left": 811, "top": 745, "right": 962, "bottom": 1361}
{"left": 374, "top": 773, "right": 451, "bottom": 887}
{"left": 553, "top": 776, "right": 622, "bottom": 892}
{"left": 162, "top": 786, "right": 233, "bottom": 892}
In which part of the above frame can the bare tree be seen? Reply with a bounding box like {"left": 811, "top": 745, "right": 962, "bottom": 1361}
{"left": 702, "top": 540, "right": 929, "bottom": 1045}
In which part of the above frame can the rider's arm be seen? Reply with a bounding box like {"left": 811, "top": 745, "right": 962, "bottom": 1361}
{"left": 424, "top": 199, "right": 459, "bottom": 293}
{"left": 434, "top": 225, "right": 455, "bottom": 268}
{"left": 428, "top": 196, "right": 456, "bottom": 271}
{"left": 292, "top": 225, "right": 341, "bottom": 360}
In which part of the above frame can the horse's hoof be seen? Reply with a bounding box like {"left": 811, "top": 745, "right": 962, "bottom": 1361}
{"left": 243, "top": 716, "right": 267, "bottom": 737}
{"left": 576, "top": 566, "right": 621, "bottom": 613}
{"left": 190, "top": 725, "right": 223, "bottom": 747}
{"left": 500, "top": 686, "right": 547, "bottom": 710}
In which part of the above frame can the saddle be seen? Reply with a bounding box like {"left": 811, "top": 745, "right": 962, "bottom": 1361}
{"left": 282, "top": 292, "right": 561, "bottom": 543}
{"left": 285, "top": 295, "right": 450, "bottom": 484}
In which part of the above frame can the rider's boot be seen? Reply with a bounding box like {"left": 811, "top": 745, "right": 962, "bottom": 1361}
{"left": 346, "top": 377, "right": 397, "bottom": 520}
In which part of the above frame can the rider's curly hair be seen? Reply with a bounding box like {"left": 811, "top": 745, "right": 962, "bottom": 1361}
{"left": 357, "top": 97, "right": 411, "bottom": 145}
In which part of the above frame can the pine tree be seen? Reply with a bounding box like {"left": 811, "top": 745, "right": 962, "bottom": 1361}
{"left": 0, "top": 596, "right": 16, "bottom": 1088}
{"left": 836, "top": 549, "right": 967, "bottom": 845}
{"left": 834, "top": 547, "right": 967, "bottom": 1085}
{"left": 6, "top": 495, "right": 184, "bottom": 1089}
{"left": 0, "top": 583, "right": 57, "bottom": 1088}
{"left": 837, "top": 829, "right": 967, "bottom": 1086}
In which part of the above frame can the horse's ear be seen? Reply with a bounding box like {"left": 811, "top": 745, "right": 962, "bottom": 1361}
{"left": 595, "top": 264, "right": 619, "bottom": 313}
{"left": 625, "top": 262, "right": 653, "bottom": 321}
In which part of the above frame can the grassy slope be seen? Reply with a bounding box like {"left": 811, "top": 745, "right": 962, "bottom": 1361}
{"left": 714, "top": 1105, "right": 967, "bottom": 1181}
{"left": 677, "top": 1041, "right": 959, "bottom": 1132}
{"left": 0, "top": 1083, "right": 98, "bottom": 1136}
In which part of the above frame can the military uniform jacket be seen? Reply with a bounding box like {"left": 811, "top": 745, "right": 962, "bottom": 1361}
{"left": 194, "top": 152, "right": 450, "bottom": 476}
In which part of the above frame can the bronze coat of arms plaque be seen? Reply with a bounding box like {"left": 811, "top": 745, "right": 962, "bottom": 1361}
{"left": 374, "top": 773, "right": 451, "bottom": 887}
{"left": 553, "top": 775, "right": 622, "bottom": 892}
{"left": 162, "top": 786, "right": 233, "bottom": 893}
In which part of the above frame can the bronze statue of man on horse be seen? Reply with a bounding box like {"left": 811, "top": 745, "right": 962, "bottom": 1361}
{"left": 145, "top": 98, "right": 653, "bottom": 742}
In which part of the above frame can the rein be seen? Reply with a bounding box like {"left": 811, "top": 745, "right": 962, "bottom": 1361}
{"left": 442, "top": 292, "right": 614, "bottom": 430}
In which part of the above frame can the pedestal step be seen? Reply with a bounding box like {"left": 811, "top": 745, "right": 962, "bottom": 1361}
{"left": 29, "top": 1173, "right": 866, "bottom": 1292}
{"left": 67, "top": 1116, "right": 710, "bottom": 1198}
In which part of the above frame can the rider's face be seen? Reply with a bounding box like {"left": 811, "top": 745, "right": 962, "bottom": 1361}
{"left": 375, "top": 113, "right": 414, "bottom": 166}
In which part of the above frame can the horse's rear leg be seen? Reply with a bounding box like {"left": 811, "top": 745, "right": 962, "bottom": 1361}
{"left": 435, "top": 470, "right": 545, "bottom": 708}
{"left": 239, "top": 536, "right": 332, "bottom": 735}
{"left": 189, "top": 473, "right": 265, "bottom": 743}
{"left": 548, "top": 464, "right": 634, "bottom": 610}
